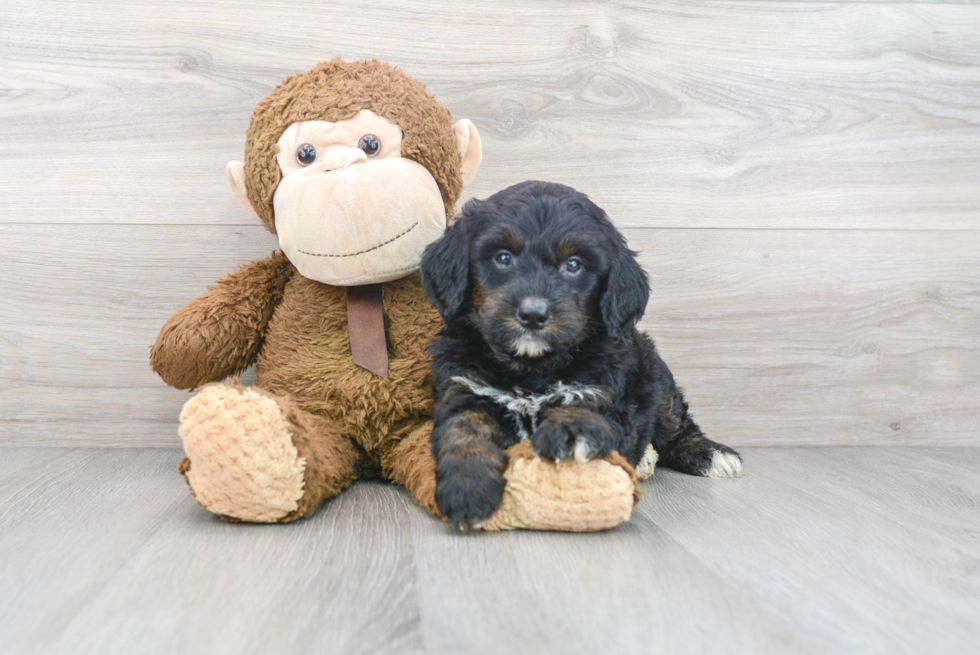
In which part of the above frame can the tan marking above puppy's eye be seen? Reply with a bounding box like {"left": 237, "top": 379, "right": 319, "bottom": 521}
{"left": 358, "top": 134, "right": 381, "bottom": 157}
{"left": 556, "top": 238, "right": 580, "bottom": 261}
{"left": 296, "top": 143, "right": 317, "bottom": 166}
{"left": 497, "top": 227, "right": 524, "bottom": 254}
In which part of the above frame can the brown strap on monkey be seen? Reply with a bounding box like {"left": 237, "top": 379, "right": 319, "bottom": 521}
{"left": 346, "top": 284, "right": 389, "bottom": 378}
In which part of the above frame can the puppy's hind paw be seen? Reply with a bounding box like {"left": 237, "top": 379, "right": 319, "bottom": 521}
{"left": 663, "top": 436, "right": 743, "bottom": 479}
{"left": 705, "top": 450, "right": 743, "bottom": 478}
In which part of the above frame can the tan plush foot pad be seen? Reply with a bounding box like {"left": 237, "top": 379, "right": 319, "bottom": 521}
{"left": 478, "top": 442, "right": 644, "bottom": 532}
{"left": 179, "top": 383, "right": 306, "bottom": 522}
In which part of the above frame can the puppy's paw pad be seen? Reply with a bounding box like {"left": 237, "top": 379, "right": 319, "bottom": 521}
{"left": 704, "top": 450, "right": 742, "bottom": 478}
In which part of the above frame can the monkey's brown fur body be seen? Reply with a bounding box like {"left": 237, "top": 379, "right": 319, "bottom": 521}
{"left": 153, "top": 259, "right": 441, "bottom": 520}
{"left": 151, "top": 59, "right": 640, "bottom": 528}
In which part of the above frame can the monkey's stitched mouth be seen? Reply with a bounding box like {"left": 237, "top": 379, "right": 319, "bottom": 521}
{"left": 298, "top": 222, "right": 419, "bottom": 258}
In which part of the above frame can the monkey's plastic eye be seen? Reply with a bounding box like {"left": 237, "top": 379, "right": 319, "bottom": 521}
{"left": 358, "top": 134, "right": 381, "bottom": 157}
{"left": 296, "top": 144, "right": 317, "bottom": 166}
{"left": 564, "top": 258, "right": 583, "bottom": 275}
{"left": 494, "top": 251, "right": 513, "bottom": 268}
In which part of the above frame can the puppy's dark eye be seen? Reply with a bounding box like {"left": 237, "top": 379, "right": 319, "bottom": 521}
{"left": 296, "top": 143, "right": 317, "bottom": 166}
{"left": 564, "top": 257, "right": 584, "bottom": 275}
{"left": 494, "top": 251, "right": 513, "bottom": 268}
{"left": 358, "top": 134, "right": 381, "bottom": 157}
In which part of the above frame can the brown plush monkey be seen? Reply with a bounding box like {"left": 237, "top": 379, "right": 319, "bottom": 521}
{"left": 151, "top": 59, "right": 640, "bottom": 529}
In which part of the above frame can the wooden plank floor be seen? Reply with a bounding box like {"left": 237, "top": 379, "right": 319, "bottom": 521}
{"left": 1, "top": 447, "right": 977, "bottom": 655}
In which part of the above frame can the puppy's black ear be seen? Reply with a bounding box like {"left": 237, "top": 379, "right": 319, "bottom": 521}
{"left": 600, "top": 235, "right": 650, "bottom": 338}
{"left": 421, "top": 214, "right": 473, "bottom": 322}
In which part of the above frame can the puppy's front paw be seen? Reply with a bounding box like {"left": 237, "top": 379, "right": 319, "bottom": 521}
{"left": 531, "top": 407, "right": 615, "bottom": 462}
{"left": 432, "top": 411, "right": 508, "bottom": 531}
{"left": 435, "top": 458, "right": 507, "bottom": 531}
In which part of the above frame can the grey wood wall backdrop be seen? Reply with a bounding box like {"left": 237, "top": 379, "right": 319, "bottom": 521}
{"left": 1, "top": 0, "right": 978, "bottom": 447}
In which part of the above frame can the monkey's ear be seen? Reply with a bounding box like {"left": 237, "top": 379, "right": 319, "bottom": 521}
{"left": 421, "top": 217, "right": 472, "bottom": 321}
{"left": 601, "top": 239, "right": 650, "bottom": 339}
{"left": 226, "top": 161, "right": 261, "bottom": 221}
{"left": 453, "top": 120, "right": 482, "bottom": 188}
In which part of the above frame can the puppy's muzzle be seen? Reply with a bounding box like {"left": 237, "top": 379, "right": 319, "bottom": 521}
{"left": 516, "top": 297, "right": 551, "bottom": 331}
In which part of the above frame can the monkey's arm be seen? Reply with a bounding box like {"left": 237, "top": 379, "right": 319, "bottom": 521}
{"left": 150, "top": 251, "right": 294, "bottom": 390}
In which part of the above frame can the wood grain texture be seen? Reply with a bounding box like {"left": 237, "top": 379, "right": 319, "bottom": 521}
{"left": 48, "top": 476, "right": 425, "bottom": 655}
{"left": 0, "top": 225, "right": 980, "bottom": 446}
{"left": 0, "top": 449, "right": 188, "bottom": 651}
{"left": 1, "top": 447, "right": 978, "bottom": 654}
{"left": 632, "top": 228, "right": 980, "bottom": 446}
{"left": 406, "top": 502, "right": 832, "bottom": 655}
{"left": 640, "top": 447, "right": 980, "bottom": 655}
{"left": 0, "top": 1, "right": 978, "bottom": 229}
{"left": 0, "top": 224, "right": 281, "bottom": 445}
{"left": 1, "top": 224, "right": 977, "bottom": 447}
{"left": 1, "top": 0, "right": 978, "bottom": 448}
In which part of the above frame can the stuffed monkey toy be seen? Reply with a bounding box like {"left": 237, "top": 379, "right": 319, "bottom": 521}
{"left": 151, "top": 59, "right": 642, "bottom": 530}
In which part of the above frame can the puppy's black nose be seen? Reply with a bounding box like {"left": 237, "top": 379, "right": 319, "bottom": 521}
{"left": 516, "top": 297, "right": 551, "bottom": 330}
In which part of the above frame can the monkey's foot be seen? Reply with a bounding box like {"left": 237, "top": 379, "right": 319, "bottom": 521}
{"left": 178, "top": 383, "right": 306, "bottom": 522}
{"left": 478, "top": 442, "right": 642, "bottom": 532}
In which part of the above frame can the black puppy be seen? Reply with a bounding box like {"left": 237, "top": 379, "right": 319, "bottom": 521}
{"left": 421, "top": 181, "right": 741, "bottom": 528}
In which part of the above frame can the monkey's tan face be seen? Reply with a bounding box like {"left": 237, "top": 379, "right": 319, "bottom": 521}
{"left": 272, "top": 110, "right": 448, "bottom": 286}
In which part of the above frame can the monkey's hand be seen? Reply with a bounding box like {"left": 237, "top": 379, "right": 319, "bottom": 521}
{"left": 150, "top": 252, "right": 293, "bottom": 389}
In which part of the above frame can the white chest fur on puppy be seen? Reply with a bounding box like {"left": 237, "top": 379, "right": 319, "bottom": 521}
{"left": 450, "top": 375, "right": 658, "bottom": 479}
{"left": 450, "top": 376, "right": 611, "bottom": 441}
